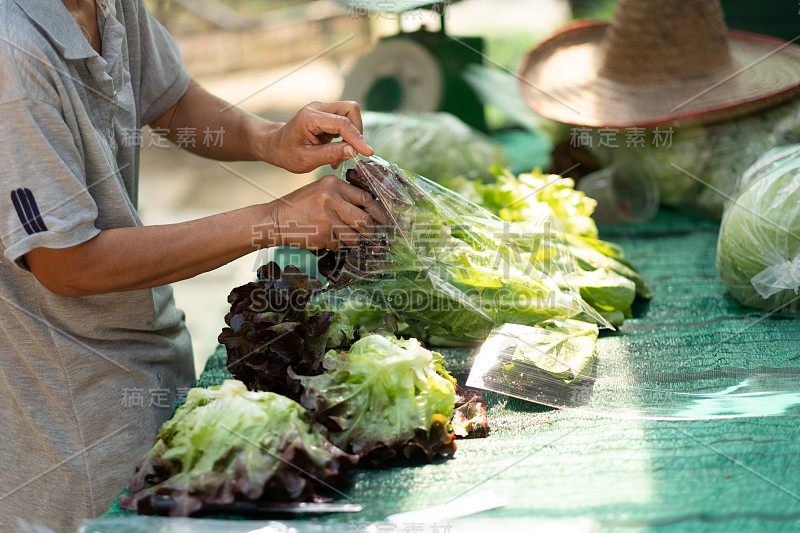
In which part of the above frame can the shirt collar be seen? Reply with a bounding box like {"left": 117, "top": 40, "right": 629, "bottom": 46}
{"left": 13, "top": 0, "right": 98, "bottom": 60}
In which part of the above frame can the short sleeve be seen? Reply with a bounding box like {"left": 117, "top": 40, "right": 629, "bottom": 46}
{"left": 0, "top": 98, "right": 100, "bottom": 269}
{"left": 133, "top": 1, "right": 192, "bottom": 126}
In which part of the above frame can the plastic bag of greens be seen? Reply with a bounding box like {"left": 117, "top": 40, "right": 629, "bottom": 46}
{"left": 588, "top": 97, "right": 800, "bottom": 220}
{"left": 716, "top": 144, "right": 800, "bottom": 312}
{"left": 317, "top": 155, "right": 607, "bottom": 345}
{"left": 355, "top": 112, "right": 506, "bottom": 182}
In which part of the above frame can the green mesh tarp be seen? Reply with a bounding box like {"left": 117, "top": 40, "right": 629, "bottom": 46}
{"left": 90, "top": 210, "right": 800, "bottom": 533}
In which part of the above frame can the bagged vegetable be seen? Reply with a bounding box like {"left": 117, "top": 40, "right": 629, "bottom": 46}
{"left": 716, "top": 144, "right": 800, "bottom": 312}
{"left": 318, "top": 156, "right": 606, "bottom": 344}
{"left": 219, "top": 262, "right": 475, "bottom": 464}
{"left": 358, "top": 111, "right": 506, "bottom": 182}
{"left": 315, "top": 112, "right": 506, "bottom": 182}
{"left": 467, "top": 319, "right": 599, "bottom": 403}
{"left": 443, "top": 168, "right": 651, "bottom": 326}
{"left": 588, "top": 97, "right": 800, "bottom": 220}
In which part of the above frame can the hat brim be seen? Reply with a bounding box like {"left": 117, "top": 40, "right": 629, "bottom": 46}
{"left": 518, "top": 21, "right": 800, "bottom": 128}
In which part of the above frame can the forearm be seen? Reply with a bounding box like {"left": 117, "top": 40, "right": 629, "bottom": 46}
{"left": 25, "top": 204, "right": 278, "bottom": 297}
{"left": 152, "top": 81, "right": 279, "bottom": 162}
{"left": 152, "top": 87, "right": 373, "bottom": 173}
{"left": 25, "top": 172, "right": 385, "bottom": 296}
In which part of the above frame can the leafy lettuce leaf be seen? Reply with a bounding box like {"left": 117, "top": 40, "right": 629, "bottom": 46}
{"left": 292, "top": 334, "right": 457, "bottom": 461}
{"left": 121, "top": 380, "right": 357, "bottom": 516}
{"left": 452, "top": 385, "right": 489, "bottom": 438}
{"left": 476, "top": 167, "right": 600, "bottom": 238}
{"left": 573, "top": 268, "right": 636, "bottom": 313}
{"left": 220, "top": 262, "right": 481, "bottom": 466}
{"left": 319, "top": 157, "right": 596, "bottom": 343}
{"left": 502, "top": 319, "right": 599, "bottom": 384}
{"left": 444, "top": 167, "right": 652, "bottom": 314}
{"left": 219, "top": 262, "right": 354, "bottom": 399}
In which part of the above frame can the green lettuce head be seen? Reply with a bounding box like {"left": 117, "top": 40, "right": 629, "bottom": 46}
{"left": 293, "top": 333, "right": 457, "bottom": 461}
{"left": 122, "top": 380, "right": 357, "bottom": 516}
{"left": 717, "top": 145, "right": 800, "bottom": 312}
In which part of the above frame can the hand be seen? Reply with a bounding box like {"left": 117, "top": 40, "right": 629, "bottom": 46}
{"left": 264, "top": 101, "right": 374, "bottom": 173}
{"left": 259, "top": 175, "right": 388, "bottom": 251}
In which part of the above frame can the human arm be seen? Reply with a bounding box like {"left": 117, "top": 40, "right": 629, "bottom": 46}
{"left": 24, "top": 175, "right": 386, "bottom": 297}
{"left": 21, "top": 86, "right": 384, "bottom": 296}
{"left": 150, "top": 81, "right": 374, "bottom": 172}
{"left": 10, "top": 3, "right": 382, "bottom": 297}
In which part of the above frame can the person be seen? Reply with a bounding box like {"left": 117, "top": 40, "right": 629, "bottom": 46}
{"left": 0, "top": 1, "right": 384, "bottom": 531}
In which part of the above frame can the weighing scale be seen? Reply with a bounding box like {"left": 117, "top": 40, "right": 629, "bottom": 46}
{"left": 339, "top": 0, "right": 487, "bottom": 132}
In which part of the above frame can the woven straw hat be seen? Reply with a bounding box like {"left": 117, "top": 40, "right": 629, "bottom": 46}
{"left": 519, "top": 0, "right": 800, "bottom": 128}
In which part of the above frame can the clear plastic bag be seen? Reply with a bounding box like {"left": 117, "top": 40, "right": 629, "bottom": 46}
{"left": 588, "top": 97, "right": 800, "bottom": 220}
{"left": 716, "top": 144, "right": 800, "bottom": 312}
{"left": 318, "top": 112, "right": 506, "bottom": 182}
{"left": 318, "top": 156, "right": 607, "bottom": 345}
{"left": 466, "top": 322, "right": 800, "bottom": 420}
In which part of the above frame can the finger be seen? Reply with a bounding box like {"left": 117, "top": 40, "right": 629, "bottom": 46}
{"left": 325, "top": 213, "right": 353, "bottom": 251}
{"left": 361, "top": 196, "right": 390, "bottom": 226}
{"left": 284, "top": 216, "right": 349, "bottom": 252}
{"left": 335, "top": 179, "right": 377, "bottom": 209}
{"left": 305, "top": 112, "right": 373, "bottom": 156}
{"left": 336, "top": 180, "right": 389, "bottom": 226}
{"left": 334, "top": 180, "right": 389, "bottom": 225}
{"left": 306, "top": 142, "right": 357, "bottom": 169}
{"left": 312, "top": 101, "right": 365, "bottom": 133}
{"left": 333, "top": 202, "right": 376, "bottom": 244}
{"left": 334, "top": 179, "right": 388, "bottom": 228}
{"left": 297, "top": 211, "right": 348, "bottom": 252}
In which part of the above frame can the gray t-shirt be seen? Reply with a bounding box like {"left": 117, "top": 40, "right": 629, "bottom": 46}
{"left": 0, "top": 1, "right": 195, "bottom": 531}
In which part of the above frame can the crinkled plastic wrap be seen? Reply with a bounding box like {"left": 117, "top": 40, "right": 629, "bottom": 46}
{"left": 466, "top": 322, "right": 800, "bottom": 420}
{"left": 588, "top": 97, "right": 800, "bottom": 220}
{"left": 716, "top": 144, "right": 800, "bottom": 312}
{"left": 359, "top": 112, "right": 506, "bottom": 181}
{"left": 318, "top": 155, "right": 606, "bottom": 344}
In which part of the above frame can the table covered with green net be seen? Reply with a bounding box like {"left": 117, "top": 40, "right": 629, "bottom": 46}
{"left": 83, "top": 210, "right": 800, "bottom": 533}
